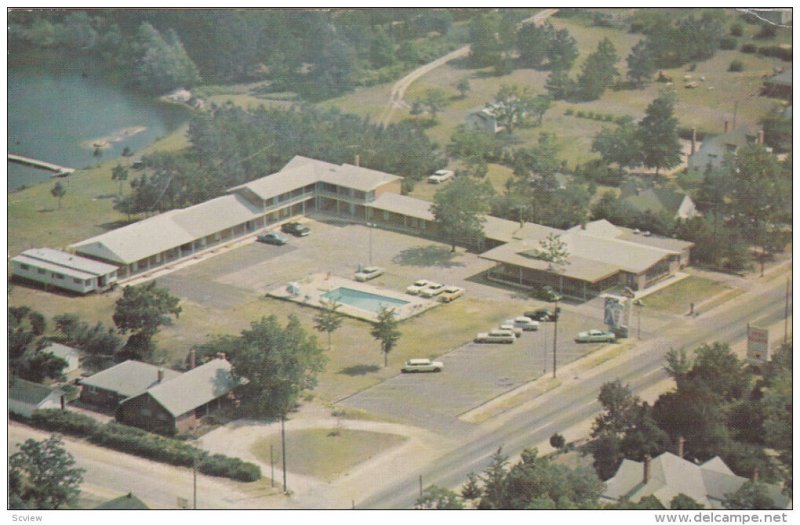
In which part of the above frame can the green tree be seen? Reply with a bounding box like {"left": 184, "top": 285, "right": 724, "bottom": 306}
{"left": 113, "top": 281, "right": 182, "bottom": 359}
{"left": 759, "top": 106, "right": 792, "bottom": 153}
{"left": 545, "top": 69, "right": 574, "bottom": 100}
{"left": 431, "top": 176, "right": 494, "bottom": 252}
{"left": 478, "top": 447, "right": 509, "bottom": 509}
{"left": 670, "top": 493, "right": 705, "bottom": 509}
{"left": 592, "top": 380, "right": 640, "bottom": 437}
{"left": 50, "top": 181, "right": 66, "bottom": 209}
{"left": 415, "top": 485, "right": 465, "bottom": 509}
{"left": 456, "top": 77, "right": 471, "bottom": 98}
{"left": 590, "top": 431, "right": 624, "bottom": 481}
{"left": 313, "top": 298, "right": 343, "bottom": 351}
{"left": 530, "top": 94, "right": 553, "bottom": 125}
{"left": 516, "top": 23, "right": 553, "bottom": 69}
{"left": 626, "top": 39, "right": 655, "bottom": 87}
{"left": 639, "top": 90, "right": 682, "bottom": 175}
{"left": 469, "top": 12, "right": 503, "bottom": 67}
{"left": 461, "top": 472, "right": 482, "bottom": 500}
{"left": 9, "top": 435, "right": 84, "bottom": 509}
{"left": 307, "top": 37, "right": 358, "bottom": 99}
{"left": 547, "top": 28, "right": 578, "bottom": 71}
{"left": 228, "top": 315, "right": 327, "bottom": 491}
{"left": 591, "top": 117, "right": 643, "bottom": 173}
{"left": 370, "top": 306, "right": 401, "bottom": 367}
{"left": 492, "top": 84, "right": 537, "bottom": 134}
{"left": 549, "top": 432, "right": 566, "bottom": 450}
{"left": 369, "top": 26, "right": 395, "bottom": 68}
{"left": 419, "top": 88, "right": 449, "bottom": 122}
{"left": 133, "top": 23, "right": 201, "bottom": 94}
{"left": 535, "top": 233, "right": 570, "bottom": 270}
{"left": 723, "top": 481, "right": 778, "bottom": 510}
{"left": 111, "top": 164, "right": 128, "bottom": 197}
{"left": 688, "top": 342, "right": 750, "bottom": 401}
{"left": 576, "top": 37, "right": 619, "bottom": 100}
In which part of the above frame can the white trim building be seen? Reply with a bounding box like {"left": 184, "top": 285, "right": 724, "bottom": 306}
{"left": 11, "top": 248, "right": 118, "bottom": 294}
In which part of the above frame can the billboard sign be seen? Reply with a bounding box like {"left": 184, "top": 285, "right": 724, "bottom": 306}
{"left": 746, "top": 324, "right": 769, "bottom": 365}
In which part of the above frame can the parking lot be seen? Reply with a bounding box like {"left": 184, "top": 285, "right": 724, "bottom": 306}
{"left": 156, "top": 217, "right": 623, "bottom": 433}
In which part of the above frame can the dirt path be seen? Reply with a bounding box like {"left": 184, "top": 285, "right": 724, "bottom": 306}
{"left": 378, "top": 8, "right": 559, "bottom": 128}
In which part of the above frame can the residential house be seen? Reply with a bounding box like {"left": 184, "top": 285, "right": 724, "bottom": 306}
{"left": 687, "top": 126, "right": 759, "bottom": 173}
{"left": 41, "top": 342, "right": 81, "bottom": 375}
{"left": 465, "top": 105, "right": 504, "bottom": 134}
{"left": 79, "top": 360, "right": 181, "bottom": 410}
{"left": 620, "top": 185, "right": 700, "bottom": 220}
{"left": 94, "top": 492, "right": 150, "bottom": 510}
{"left": 749, "top": 8, "right": 792, "bottom": 26}
{"left": 9, "top": 378, "right": 64, "bottom": 418}
{"left": 117, "top": 359, "right": 243, "bottom": 434}
{"left": 602, "top": 452, "right": 790, "bottom": 509}
{"left": 11, "top": 247, "right": 118, "bottom": 294}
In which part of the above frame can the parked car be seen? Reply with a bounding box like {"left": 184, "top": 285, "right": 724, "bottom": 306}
{"left": 406, "top": 279, "right": 432, "bottom": 295}
{"left": 354, "top": 266, "right": 384, "bottom": 282}
{"left": 427, "top": 169, "right": 455, "bottom": 184}
{"left": 504, "top": 317, "right": 540, "bottom": 331}
{"left": 474, "top": 330, "right": 516, "bottom": 344}
{"left": 439, "top": 286, "right": 464, "bottom": 303}
{"left": 420, "top": 282, "right": 446, "bottom": 298}
{"left": 498, "top": 323, "right": 523, "bottom": 337}
{"left": 575, "top": 329, "right": 616, "bottom": 343}
{"left": 281, "top": 222, "right": 310, "bottom": 237}
{"left": 401, "top": 358, "right": 444, "bottom": 373}
{"left": 256, "top": 231, "right": 289, "bottom": 245}
{"left": 524, "top": 307, "right": 560, "bottom": 322}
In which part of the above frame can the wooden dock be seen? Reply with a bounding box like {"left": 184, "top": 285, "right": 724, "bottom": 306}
{"left": 8, "top": 154, "right": 75, "bottom": 175}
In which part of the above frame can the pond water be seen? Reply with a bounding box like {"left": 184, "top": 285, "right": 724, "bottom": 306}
{"left": 8, "top": 61, "right": 190, "bottom": 191}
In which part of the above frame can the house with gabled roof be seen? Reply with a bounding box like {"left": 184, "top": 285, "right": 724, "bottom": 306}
{"left": 9, "top": 378, "right": 65, "bottom": 418}
{"left": 79, "top": 360, "right": 181, "bottom": 410}
{"left": 620, "top": 185, "right": 700, "bottom": 221}
{"left": 11, "top": 247, "right": 118, "bottom": 294}
{"left": 602, "top": 452, "right": 790, "bottom": 509}
{"left": 687, "top": 126, "right": 759, "bottom": 173}
{"left": 116, "top": 358, "right": 243, "bottom": 434}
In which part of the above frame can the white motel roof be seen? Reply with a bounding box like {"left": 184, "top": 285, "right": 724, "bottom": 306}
{"left": 80, "top": 360, "right": 182, "bottom": 398}
{"left": 13, "top": 248, "right": 118, "bottom": 277}
{"left": 230, "top": 155, "right": 401, "bottom": 200}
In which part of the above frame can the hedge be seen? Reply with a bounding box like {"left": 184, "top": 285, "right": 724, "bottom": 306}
{"left": 29, "top": 409, "right": 261, "bottom": 482}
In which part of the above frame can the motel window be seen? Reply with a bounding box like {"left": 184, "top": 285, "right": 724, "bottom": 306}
{"left": 353, "top": 190, "right": 366, "bottom": 200}
{"left": 20, "top": 263, "right": 30, "bottom": 270}
{"left": 73, "top": 278, "right": 82, "bottom": 284}
{"left": 85, "top": 279, "right": 92, "bottom": 286}
{"left": 53, "top": 273, "right": 64, "bottom": 279}
{"left": 38, "top": 268, "right": 46, "bottom": 275}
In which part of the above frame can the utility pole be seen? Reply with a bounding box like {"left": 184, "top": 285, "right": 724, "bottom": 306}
{"left": 368, "top": 223, "right": 374, "bottom": 266}
{"left": 785, "top": 276, "right": 791, "bottom": 344}
{"left": 270, "top": 444, "right": 275, "bottom": 487}
{"left": 552, "top": 294, "right": 560, "bottom": 379}
{"left": 542, "top": 321, "right": 547, "bottom": 375}
{"left": 282, "top": 415, "right": 287, "bottom": 493}
{"left": 193, "top": 455, "right": 198, "bottom": 509}
{"left": 419, "top": 475, "right": 423, "bottom": 498}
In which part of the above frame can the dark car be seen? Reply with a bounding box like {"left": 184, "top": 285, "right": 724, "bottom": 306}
{"left": 281, "top": 222, "right": 310, "bottom": 237}
{"left": 257, "top": 231, "right": 289, "bottom": 245}
{"left": 524, "top": 307, "right": 560, "bottom": 322}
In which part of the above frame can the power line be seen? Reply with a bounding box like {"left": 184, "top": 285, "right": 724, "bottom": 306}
{"left": 735, "top": 9, "right": 793, "bottom": 29}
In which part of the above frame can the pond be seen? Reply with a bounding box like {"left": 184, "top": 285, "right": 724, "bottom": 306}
{"left": 8, "top": 60, "right": 190, "bottom": 191}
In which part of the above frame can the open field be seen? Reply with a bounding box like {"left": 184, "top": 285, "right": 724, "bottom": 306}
{"left": 250, "top": 428, "right": 407, "bottom": 481}
{"left": 643, "top": 275, "right": 731, "bottom": 314}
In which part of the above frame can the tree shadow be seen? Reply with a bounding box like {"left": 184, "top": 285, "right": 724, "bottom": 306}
{"left": 338, "top": 364, "right": 381, "bottom": 376}
{"left": 97, "top": 219, "right": 138, "bottom": 231}
{"left": 392, "top": 245, "right": 465, "bottom": 268}
{"left": 37, "top": 208, "right": 55, "bottom": 213}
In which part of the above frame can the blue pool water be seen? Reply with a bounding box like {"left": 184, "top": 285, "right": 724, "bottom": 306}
{"left": 322, "top": 287, "right": 409, "bottom": 313}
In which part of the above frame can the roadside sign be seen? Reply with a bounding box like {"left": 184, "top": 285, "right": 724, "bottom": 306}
{"left": 177, "top": 496, "right": 189, "bottom": 509}
{"left": 746, "top": 324, "right": 770, "bottom": 365}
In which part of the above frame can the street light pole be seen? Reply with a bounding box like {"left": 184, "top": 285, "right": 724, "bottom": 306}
{"left": 552, "top": 295, "right": 559, "bottom": 379}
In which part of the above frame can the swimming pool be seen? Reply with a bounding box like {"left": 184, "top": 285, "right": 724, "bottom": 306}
{"left": 322, "top": 287, "right": 409, "bottom": 313}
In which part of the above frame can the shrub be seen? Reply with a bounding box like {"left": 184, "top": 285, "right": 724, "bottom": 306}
{"left": 614, "top": 115, "right": 630, "bottom": 125}
{"left": 603, "top": 114, "right": 614, "bottom": 122}
{"left": 740, "top": 43, "right": 757, "bottom": 53}
{"left": 575, "top": 111, "right": 585, "bottom": 118}
{"left": 728, "top": 60, "right": 744, "bottom": 72}
{"left": 758, "top": 46, "right": 792, "bottom": 62}
{"left": 730, "top": 23, "right": 744, "bottom": 37}
{"left": 564, "top": 108, "right": 574, "bottom": 116}
{"left": 755, "top": 24, "right": 777, "bottom": 39}
{"left": 719, "top": 37, "right": 737, "bottom": 50}
{"left": 199, "top": 453, "right": 261, "bottom": 482}
{"left": 31, "top": 409, "right": 99, "bottom": 435}
{"left": 89, "top": 422, "right": 197, "bottom": 467}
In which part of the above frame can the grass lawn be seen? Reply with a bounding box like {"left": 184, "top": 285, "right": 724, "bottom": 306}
{"left": 643, "top": 276, "right": 731, "bottom": 314}
{"left": 250, "top": 428, "right": 407, "bottom": 481}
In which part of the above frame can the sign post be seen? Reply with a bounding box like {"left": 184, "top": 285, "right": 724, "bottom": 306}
{"left": 746, "top": 323, "right": 770, "bottom": 365}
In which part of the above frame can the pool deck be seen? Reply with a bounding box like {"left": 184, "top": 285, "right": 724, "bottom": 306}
{"left": 267, "top": 273, "right": 439, "bottom": 322}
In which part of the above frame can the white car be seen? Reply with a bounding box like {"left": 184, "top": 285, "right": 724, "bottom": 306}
{"left": 406, "top": 279, "right": 432, "bottom": 295}
{"left": 504, "top": 317, "right": 540, "bottom": 331}
{"left": 438, "top": 286, "right": 465, "bottom": 303}
{"left": 354, "top": 266, "right": 384, "bottom": 282}
{"left": 420, "top": 282, "right": 446, "bottom": 298}
{"left": 499, "top": 324, "right": 523, "bottom": 337}
{"left": 401, "top": 358, "right": 444, "bottom": 373}
{"left": 428, "top": 169, "right": 455, "bottom": 184}
{"left": 474, "top": 330, "right": 516, "bottom": 344}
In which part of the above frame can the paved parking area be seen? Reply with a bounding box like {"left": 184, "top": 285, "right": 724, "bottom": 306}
{"left": 339, "top": 319, "right": 609, "bottom": 436}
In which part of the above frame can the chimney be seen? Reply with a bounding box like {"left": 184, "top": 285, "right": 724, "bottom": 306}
{"left": 355, "top": 154, "right": 360, "bottom": 167}
{"left": 758, "top": 129, "right": 765, "bottom": 145}
{"left": 677, "top": 435, "right": 685, "bottom": 459}
{"left": 690, "top": 128, "right": 696, "bottom": 155}
{"left": 643, "top": 454, "right": 652, "bottom": 484}
{"left": 60, "top": 395, "right": 66, "bottom": 410}
{"left": 752, "top": 468, "right": 759, "bottom": 482}
{"left": 157, "top": 368, "right": 165, "bottom": 383}
{"left": 189, "top": 348, "right": 196, "bottom": 369}
{"left": 724, "top": 119, "right": 729, "bottom": 133}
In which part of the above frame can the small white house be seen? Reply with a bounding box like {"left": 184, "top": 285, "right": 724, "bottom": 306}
{"left": 465, "top": 106, "right": 504, "bottom": 134}
{"left": 9, "top": 378, "right": 64, "bottom": 418}
{"left": 41, "top": 342, "right": 81, "bottom": 374}
{"left": 11, "top": 247, "right": 118, "bottom": 294}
